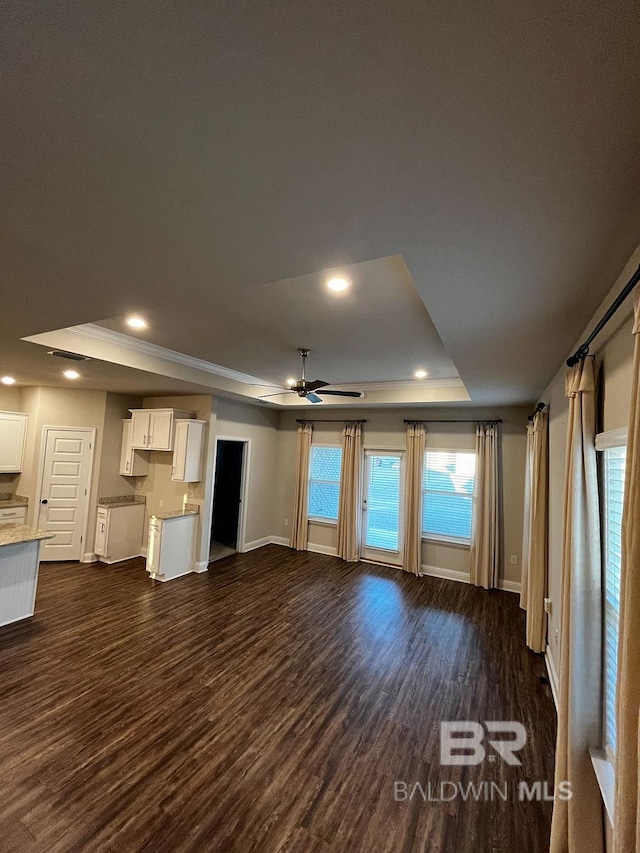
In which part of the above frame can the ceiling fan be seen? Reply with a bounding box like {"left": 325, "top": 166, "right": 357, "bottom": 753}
{"left": 261, "top": 349, "right": 364, "bottom": 404}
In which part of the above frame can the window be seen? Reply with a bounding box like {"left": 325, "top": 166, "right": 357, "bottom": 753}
{"left": 422, "top": 450, "right": 476, "bottom": 544}
{"left": 308, "top": 445, "right": 342, "bottom": 522}
{"left": 602, "top": 443, "right": 626, "bottom": 755}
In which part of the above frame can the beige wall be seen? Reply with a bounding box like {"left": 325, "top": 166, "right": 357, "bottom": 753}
{"left": 275, "top": 405, "right": 529, "bottom": 586}
{"left": 17, "top": 387, "right": 108, "bottom": 548}
{"left": 4, "top": 386, "right": 142, "bottom": 556}
{"left": 214, "top": 398, "right": 280, "bottom": 547}
{"left": 542, "top": 249, "right": 637, "bottom": 677}
{"left": 97, "top": 393, "right": 143, "bottom": 500}
{"left": 0, "top": 385, "right": 24, "bottom": 495}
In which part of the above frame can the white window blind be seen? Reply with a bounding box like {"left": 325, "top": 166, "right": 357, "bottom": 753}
{"left": 308, "top": 446, "right": 342, "bottom": 522}
{"left": 364, "top": 453, "right": 403, "bottom": 552}
{"left": 602, "top": 444, "right": 626, "bottom": 754}
{"left": 422, "top": 450, "right": 476, "bottom": 544}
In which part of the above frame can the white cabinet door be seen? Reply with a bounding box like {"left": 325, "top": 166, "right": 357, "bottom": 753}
{"left": 172, "top": 420, "right": 205, "bottom": 482}
{"left": 95, "top": 513, "right": 108, "bottom": 557}
{"left": 130, "top": 411, "right": 150, "bottom": 449}
{"left": 147, "top": 520, "right": 162, "bottom": 573}
{"left": 147, "top": 410, "right": 174, "bottom": 450}
{"left": 172, "top": 421, "right": 188, "bottom": 481}
{"left": 119, "top": 420, "right": 149, "bottom": 476}
{"left": 0, "top": 412, "right": 28, "bottom": 473}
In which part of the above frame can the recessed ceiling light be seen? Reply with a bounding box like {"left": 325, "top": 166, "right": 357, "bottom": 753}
{"left": 327, "top": 277, "right": 350, "bottom": 292}
{"left": 286, "top": 378, "right": 296, "bottom": 386}
{"left": 63, "top": 369, "right": 80, "bottom": 380}
{"left": 414, "top": 369, "right": 428, "bottom": 379}
{"left": 126, "top": 316, "right": 148, "bottom": 329}
{"left": 1, "top": 376, "right": 16, "bottom": 385}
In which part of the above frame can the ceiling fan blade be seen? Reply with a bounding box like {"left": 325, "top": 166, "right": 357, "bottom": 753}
{"left": 258, "top": 391, "right": 289, "bottom": 398}
{"left": 306, "top": 393, "right": 323, "bottom": 403}
{"left": 317, "top": 390, "right": 364, "bottom": 398}
{"left": 305, "top": 379, "right": 330, "bottom": 392}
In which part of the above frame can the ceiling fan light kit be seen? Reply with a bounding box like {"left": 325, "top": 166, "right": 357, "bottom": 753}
{"left": 261, "top": 348, "right": 364, "bottom": 404}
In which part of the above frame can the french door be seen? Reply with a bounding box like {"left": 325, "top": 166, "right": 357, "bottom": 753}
{"left": 361, "top": 450, "right": 405, "bottom": 566}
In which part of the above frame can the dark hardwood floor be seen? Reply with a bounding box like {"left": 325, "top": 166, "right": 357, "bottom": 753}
{"left": 0, "top": 546, "right": 556, "bottom": 853}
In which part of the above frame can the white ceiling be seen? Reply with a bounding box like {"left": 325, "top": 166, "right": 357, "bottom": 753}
{"left": 2, "top": 1, "right": 640, "bottom": 405}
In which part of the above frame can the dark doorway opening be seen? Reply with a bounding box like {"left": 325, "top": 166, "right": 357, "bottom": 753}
{"left": 210, "top": 440, "right": 245, "bottom": 562}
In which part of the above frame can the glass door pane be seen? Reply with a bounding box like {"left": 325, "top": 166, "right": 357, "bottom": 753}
{"left": 361, "top": 451, "right": 404, "bottom": 565}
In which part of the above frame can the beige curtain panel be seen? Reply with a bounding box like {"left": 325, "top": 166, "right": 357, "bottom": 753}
{"left": 290, "top": 423, "right": 312, "bottom": 551}
{"left": 550, "top": 357, "right": 603, "bottom": 853}
{"left": 470, "top": 422, "right": 499, "bottom": 589}
{"left": 520, "top": 410, "right": 549, "bottom": 653}
{"left": 402, "top": 423, "right": 426, "bottom": 575}
{"left": 614, "top": 298, "right": 640, "bottom": 853}
{"left": 520, "top": 421, "right": 534, "bottom": 610}
{"left": 337, "top": 422, "right": 362, "bottom": 562}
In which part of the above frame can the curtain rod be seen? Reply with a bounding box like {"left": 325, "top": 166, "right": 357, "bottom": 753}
{"left": 296, "top": 419, "right": 367, "bottom": 424}
{"left": 403, "top": 418, "right": 502, "bottom": 424}
{"left": 567, "top": 263, "right": 640, "bottom": 366}
{"left": 528, "top": 402, "right": 547, "bottom": 421}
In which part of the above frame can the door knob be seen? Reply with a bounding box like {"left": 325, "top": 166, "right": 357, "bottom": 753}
{"left": 41, "top": 499, "right": 48, "bottom": 505}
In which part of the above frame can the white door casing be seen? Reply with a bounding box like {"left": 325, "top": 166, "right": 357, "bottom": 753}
{"left": 36, "top": 427, "right": 95, "bottom": 561}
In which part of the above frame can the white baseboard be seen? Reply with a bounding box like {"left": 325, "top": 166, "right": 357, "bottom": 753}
{"left": 420, "top": 564, "right": 521, "bottom": 594}
{"left": 545, "top": 645, "right": 559, "bottom": 710}
{"left": 307, "top": 542, "right": 338, "bottom": 557}
{"left": 95, "top": 552, "right": 142, "bottom": 565}
{"left": 140, "top": 547, "right": 148, "bottom": 558}
{"left": 81, "top": 552, "right": 97, "bottom": 563}
{"left": 192, "top": 560, "right": 209, "bottom": 573}
{"left": 270, "top": 536, "right": 290, "bottom": 547}
{"left": 241, "top": 535, "right": 274, "bottom": 553}
{"left": 421, "top": 564, "right": 470, "bottom": 584}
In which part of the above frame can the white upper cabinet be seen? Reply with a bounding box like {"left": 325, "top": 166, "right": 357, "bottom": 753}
{"left": 0, "top": 412, "right": 28, "bottom": 473}
{"left": 128, "top": 408, "right": 194, "bottom": 451}
{"left": 119, "top": 420, "right": 150, "bottom": 477}
{"left": 172, "top": 420, "right": 206, "bottom": 482}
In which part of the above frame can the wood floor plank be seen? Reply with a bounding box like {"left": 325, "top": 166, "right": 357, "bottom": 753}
{"left": 0, "top": 547, "right": 556, "bottom": 852}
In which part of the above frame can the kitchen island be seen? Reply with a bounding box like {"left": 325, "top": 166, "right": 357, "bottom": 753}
{"left": 0, "top": 524, "right": 54, "bottom": 627}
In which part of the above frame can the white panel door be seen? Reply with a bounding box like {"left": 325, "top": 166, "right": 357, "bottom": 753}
{"left": 360, "top": 450, "right": 405, "bottom": 566}
{"left": 37, "top": 428, "right": 94, "bottom": 561}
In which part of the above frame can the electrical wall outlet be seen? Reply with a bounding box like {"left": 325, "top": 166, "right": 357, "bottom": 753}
{"left": 284, "top": 518, "right": 289, "bottom": 527}
{"left": 510, "top": 555, "right": 518, "bottom": 565}
{"left": 188, "top": 488, "right": 194, "bottom": 497}
{"left": 544, "top": 598, "right": 552, "bottom": 615}
{"left": 554, "top": 628, "right": 559, "bottom": 645}
{"left": 159, "top": 499, "right": 164, "bottom": 508}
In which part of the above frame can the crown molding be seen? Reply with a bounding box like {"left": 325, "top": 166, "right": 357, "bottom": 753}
{"left": 67, "top": 324, "right": 277, "bottom": 388}
{"left": 332, "top": 378, "right": 465, "bottom": 392}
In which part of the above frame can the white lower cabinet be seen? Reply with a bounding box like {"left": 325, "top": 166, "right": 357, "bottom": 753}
{"left": 146, "top": 513, "right": 197, "bottom": 582}
{"left": 95, "top": 502, "right": 145, "bottom": 564}
{"left": 0, "top": 506, "right": 27, "bottom": 526}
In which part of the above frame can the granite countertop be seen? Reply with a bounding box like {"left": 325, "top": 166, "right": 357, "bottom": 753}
{"left": 98, "top": 495, "right": 146, "bottom": 508}
{"left": 151, "top": 504, "right": 199, "bottom": 520}
{"left": 0, "top": 495, "right": 29, "bottom": 509}
{"left": 0, "top": 524, "right": 55, "bottom": 547}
